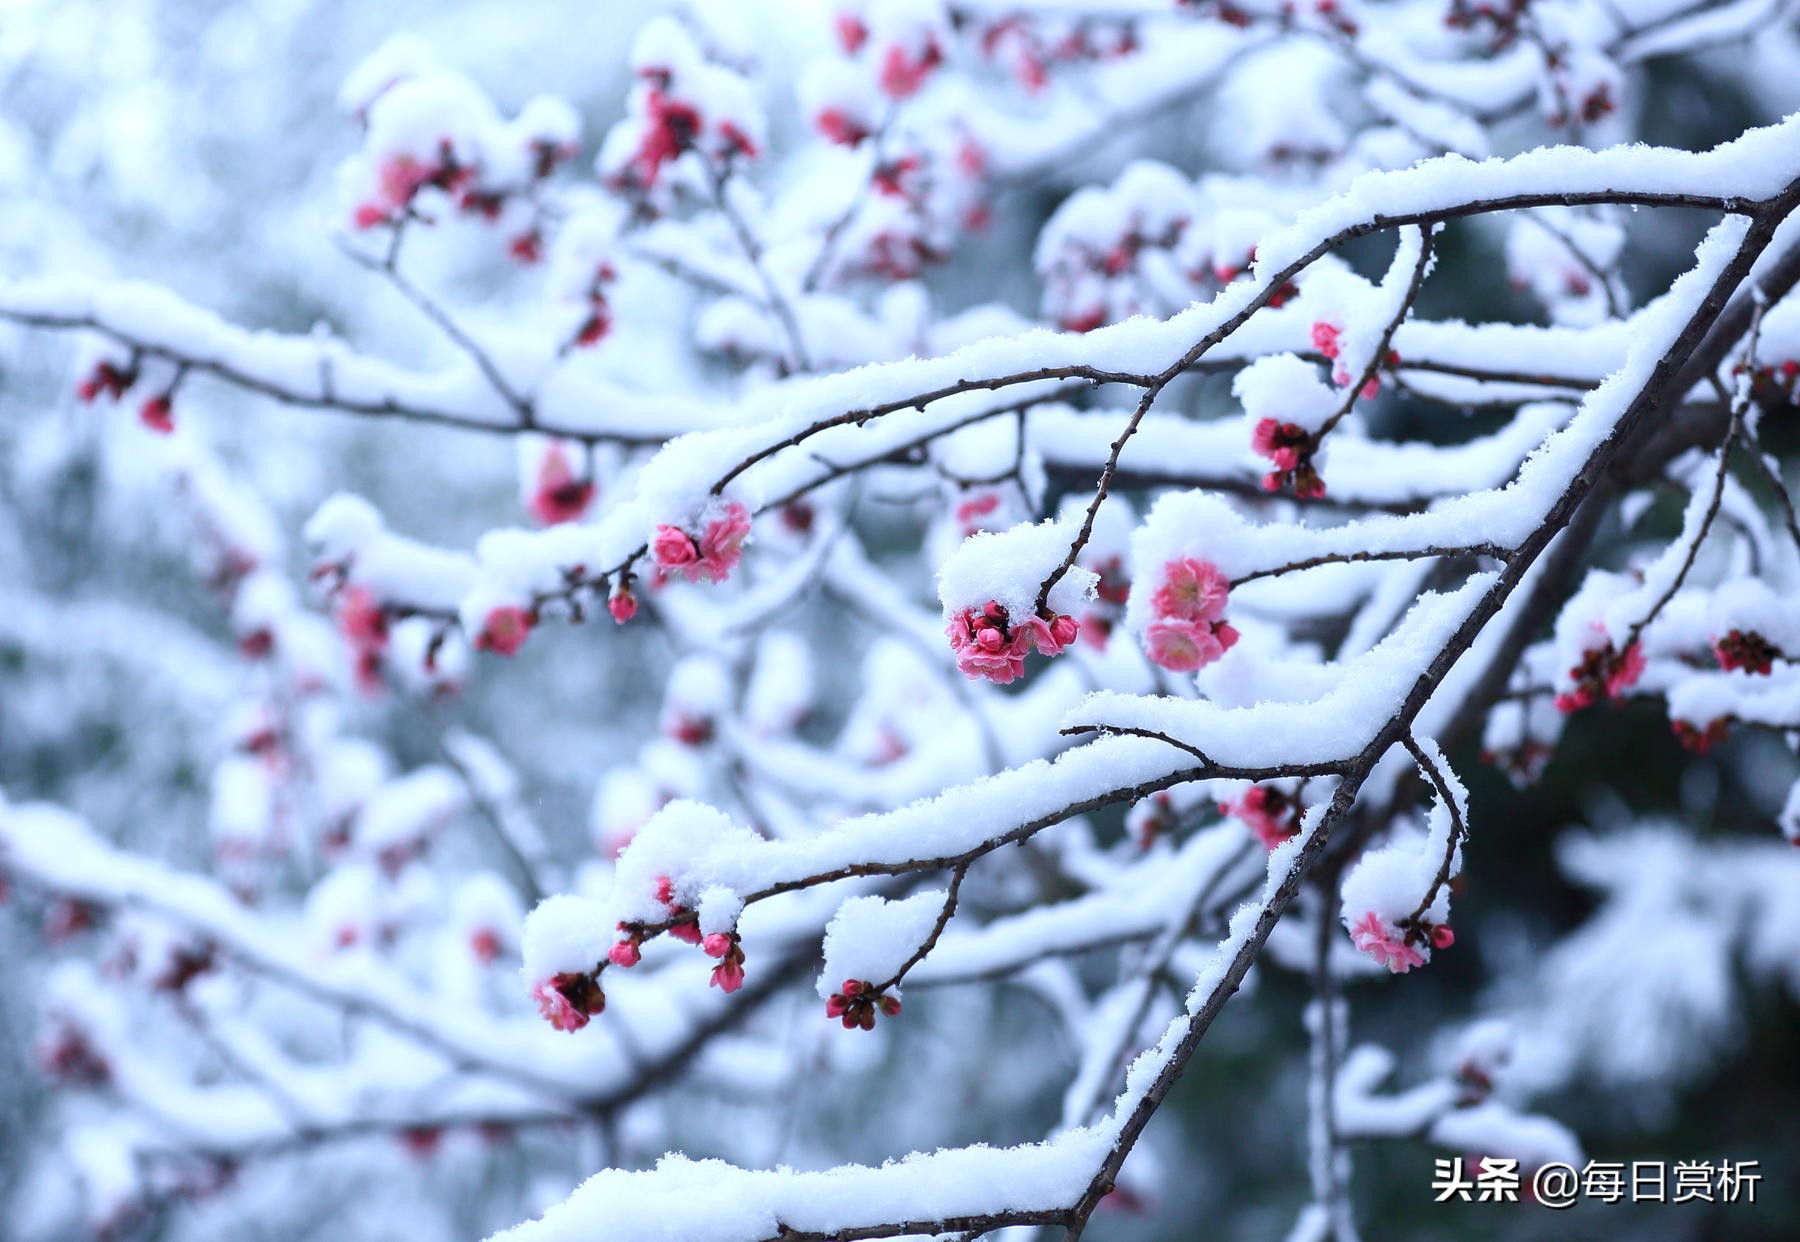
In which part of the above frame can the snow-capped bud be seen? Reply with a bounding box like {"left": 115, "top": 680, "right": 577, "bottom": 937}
{"left": 1554, "top": 640, "right": 1644, "bottom": 713}
{"left": 608, "top": 585, "right": 638, "bottom": 624}
{"left": 1672, "top": 718, "right": 1730, "bottom": 755}
{"left": 824, "top": 978, "right": 899, "bottom": 1029}
{"left": 1714, "top": 629, "right": 1780, "bottom": 675}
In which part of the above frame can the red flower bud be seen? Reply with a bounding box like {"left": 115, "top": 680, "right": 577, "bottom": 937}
{"left": 139, "top": 394, "right": 175, "bottom": 435}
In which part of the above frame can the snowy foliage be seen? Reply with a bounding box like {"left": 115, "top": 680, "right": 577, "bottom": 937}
{"left": 3, "top": 2, "right": 1800, "bottom": 1240}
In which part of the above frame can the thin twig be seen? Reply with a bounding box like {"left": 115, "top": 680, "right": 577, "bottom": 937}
{"left": 873, "top": 862, "right": 970, "bottom": 992}
{"left": 1396, "top": 734, "right": 1468, "bottom": 936}
{"left": 1524, "top": 211, "right": 1625, "bottom": 319}
{"left": 803, "top": 102, "right": 900, "bottom": 292}
{"left": 337, "top": 237, "right": 535, "bottom": 424}
{"left": 1620, "top": 296, "right": 1762, "bottom": 651}
{"left": 706, "top": 156, "right": 813, "bottom": 374}
{"left": 1315, "top": 226, "right": 1435, "bottom": 443}
{"left": 1229, "top": 542, "right": 1511, "bottom": 588}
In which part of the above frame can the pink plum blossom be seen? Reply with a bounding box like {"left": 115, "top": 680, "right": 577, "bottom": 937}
{"left": 1220, "top": 785, "right": 1298, "bottom": 850}
{"left": 1250, "top": 417, "right": 1306, "bottom": 472}
{"left": 631, "top": 89, "right": 703, "bottom": 187}
{"left": 877, "top": 37, "right": 943, "bottom": 99}
{"left": 1311, "top": 320, "right": 1341, "bottom": 359}
{"left": 1554, "top": 639, "right": 1644, "bottom": 713}
{"left": 696, "top": 502, "right": 752, "bottom": 580}
{"left": 1605, "top": 641, "right": 1646, "bottom": 697}
{"left": 474, "top": 605, "right": 534, "bottom": 657}
{"left": 947, "top": 604, "right": 1031, "bottom": 684}
{"left": 651, "top": 525, "right": 700, "bottom": 571}
{"left": 816, "top": 107, "right": 871, "bottom": 146}
{"left": 1149, "top": 557, "right": 1230, "bottom": 623}
{"left": 835, "top": 10, "right": 867, "bottom": 53}
{"left": 533, "top": 972, "right": 605, "bottom": 1031}
{"left": 653, "top": 501, "right": 752, "bottom": 584}
{"left": 954, "top": 491, "right": 1002, "bottom": 535}
{"left": 1714, "top": 629, "right": 1779, "bottom": 674}
{"left": 1144, "top": 617, "right": 1238, "bottom": 672}
{"left": 946, "top": 600, "right": 1079, "bottom": 683}
{"left": 336, "top": 586, "right": 389, "bottom": 652}
{"left": 1348, "top": 912, "right": 1426, "bottom": 973}
{"left": 527, "top": 442, "right": 596, "bottom": 526}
